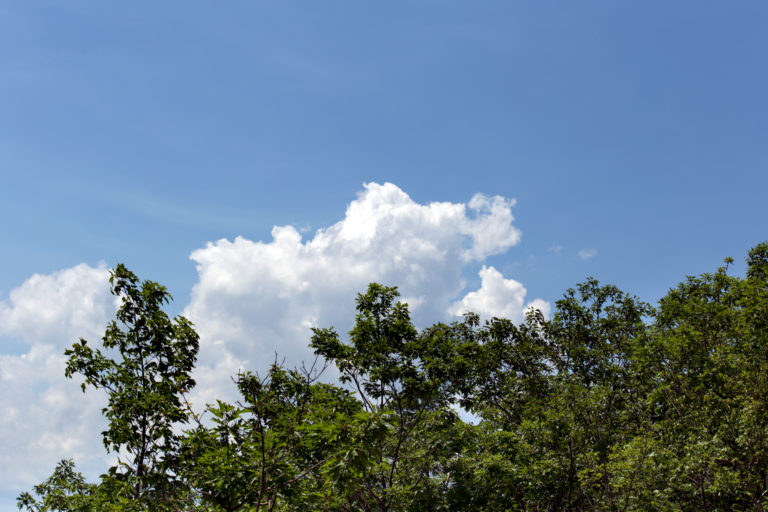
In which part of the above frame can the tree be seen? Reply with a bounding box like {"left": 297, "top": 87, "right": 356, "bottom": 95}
{"left": 423, "top": 282, "right": 653, "bottom": 511}
{"left": 622, "top": 243, "right": 768, "bottom": 510}
{"left": 178, "top": 360, "right": 364, "bottom": 512}
{"left": 63, "top": 264, "right": 200, "bottom": 510}
{"left": 21, "top": 243, "right": 768, "bottom": 511}
{"left": 17, "top": 460, "right": 99, "bottom": 512}
{"left": 311, "top": 283, "right": 462, "bottom": 512}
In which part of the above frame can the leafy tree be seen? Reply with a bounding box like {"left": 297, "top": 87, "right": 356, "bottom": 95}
{"left": 418, "top": 280, "right": 652, "bottom": 510}
{"left": 310, "top": 283, "right": 461, "bottom": 512}
{"left": 439, "top": 244, "right": 768, "bottom": 511}
{"left": 178, "top": 361, "right": 363, "bottom": 512}
{"left": 63, "top": 264, "right": 200, "bottom": 510}
{"left": 626, "top": 243, "right": 768, "bottom": 510}
{"left": 17, "top": 460, "right": 99, "bottom": 512}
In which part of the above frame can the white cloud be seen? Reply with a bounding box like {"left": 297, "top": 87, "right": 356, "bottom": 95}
{"left": 0, "top": 264, "right": 114, "bottom": 500}
{"left": 448, "top": 265, "right": 550, "bottom": 322}
{"left": 578, "top": 248, "right": 598, "bottom": 260}
{"left": 548, "top": 245, "right": 563, "bottom": 254}
{"left": 0, "top": 263, "right": 115, "bottom": 345}
{"left": 0, "top": 346, "right": 108, "bottom": 495}
{"left": 184, "top": 183, "right": 523, "bottom": 379}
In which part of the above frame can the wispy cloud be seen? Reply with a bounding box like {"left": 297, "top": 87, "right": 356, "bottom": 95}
{"left": 578, "top": 248, "right": 597, "bottom": 260}
{"left": 547, "top": 245, "right": 563, "bottom": 254}
{"left": 108, "top": 190, "right": 267, "bottom": 232}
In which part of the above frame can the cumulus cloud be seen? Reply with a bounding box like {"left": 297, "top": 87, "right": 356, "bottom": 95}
{"left": 0, "top": 263, "right": 115, "bottom": 344}
{"left": 0, "top": 264, "right": 114, "bottom": 500}
{"left": 183, "top": 183, "right": 527, "bottom": 399}
{"left": 578, "top": 248, "right": 598, "bottom": 260}
{"left": 448, "top": 265, "right": 550, "bottom": 322}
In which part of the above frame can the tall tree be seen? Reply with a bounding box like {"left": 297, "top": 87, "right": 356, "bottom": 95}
{"left": 311, "top": 283, "right": 461, "bottom": 512}
{"left": 64, "top": 264, "right": 200, "bottom": 509}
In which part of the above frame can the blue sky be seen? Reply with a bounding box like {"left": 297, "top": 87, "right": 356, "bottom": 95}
{"left": 1, "top": 1, "right": 767, "bottom": 506}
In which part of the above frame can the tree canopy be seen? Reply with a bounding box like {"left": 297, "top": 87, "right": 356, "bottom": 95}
{"left": 19, "top": 243, "right": 768, "bottom": 511}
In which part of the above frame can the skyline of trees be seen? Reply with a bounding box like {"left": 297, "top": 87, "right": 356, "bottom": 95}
{"left": 19, "top": 243, "right": 768, "bottom": 511}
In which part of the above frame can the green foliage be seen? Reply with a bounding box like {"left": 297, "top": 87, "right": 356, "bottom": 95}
{"left": 178, "top": 362, "right": 362, "bottom": 512}
{"left": 633, "top": 242, "right": 768, "bottom": 510}
{"left": 17, "top": 460, "right": 98, "bottom": 512}
{"left": 20, "top": 243, "right": 768, "bottom": 511}
{"left": 311, "top": 283, "right": 462, "bottom": 511}
{"left": 62, "top": 264, "right": 200, "bottom": 509}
